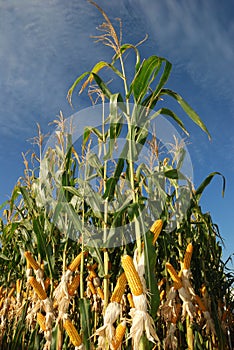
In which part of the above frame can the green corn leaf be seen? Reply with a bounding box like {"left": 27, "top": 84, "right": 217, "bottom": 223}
{"left": 129, "top": 56, "right": 162, "bottom": 103}
{"left": 150, "top": 107, "right": 189, "bottom": 135}
{"left": 79, "top": 298, "right": 91, "bottom": 350}
{"left": 112, "top": 43, "right": 141, "bottom": 72}
{"left": 143, "top": 227, "right": 160, "bottom": 318}
{"left": 195, "top": 172, "right": 225, "bottom": 202}
{"left": 67, "top": 71, "right": 90, "bottom": 105}
{"left": 103, "top": 177, "right": 117, "bottom": 200}
{"left": 160, "top": 88, "right": 211, "bottom": 139}
{"left": 92, "top": 72, "right": 112, "bottom": 99}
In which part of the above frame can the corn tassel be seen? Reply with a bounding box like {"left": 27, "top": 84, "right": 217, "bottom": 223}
{"left": 166, "top": 263, "right": 183, "bottom": 290}
{"left": 111, "top": 272, "right": 127, "bottom": 303}
{"left": 150, "top": 219, "right": 163, "bottom": 245}
{"left": 63, "top": 318, "right": 82, "bottom": 347}
{"left": 29, "top": 277, "right": 47, "bottom": 300}
{"left": 68, "top": 251, "right": 88, "bottom": 272}
{"left": 122, "top": 255, "right": 143, "bottom": 297}
{"left": 37, "top": 312, "right": 46, "bottom": 331}
{"left": 24, "top": 251, "right": 40, "bottom": 270}
{"left": 183, "top": 243, "right": 193, "bottom": 270}
{"left": 112, "top": 321, "right": 126, "bottom": 350}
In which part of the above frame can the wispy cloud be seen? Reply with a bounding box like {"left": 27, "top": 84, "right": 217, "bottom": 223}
{"left": 129, "top": 0, "right": 234, "bottom": 104}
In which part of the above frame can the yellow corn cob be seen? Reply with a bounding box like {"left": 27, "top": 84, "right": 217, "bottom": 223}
{"left": 8, "top": 287, "right": 15, "bottom": 298}
{"left": 111, "top": 272, "right": 127, "bottom": 303}
{"left": 68, "top": 251, "right": 88, "bottom": 272}
{"left": 63, "top": 318, "right": 82, "bottom": 347}
{"left": 37, "top": 312, "right": 46, "bottom": 331}
{"left": 87, "top": 263, "right": 98, "bottom": 280}
{"left": 87, "top": 281, "right": 96, "bottom": 295}
{"left": 44, "top": 277, "right": 50, "bottom": 291}
{"left": 150, "top": 219, "right": 163, "bottom": 245}
{"left": 166, "top": 263, "right": 182, "bottom": 290}
{"left": 0, "top": 297, "right": 4, "bottom": 309}
{"left": 160, "top": 290, "right": 166, "bottom": 301}
{"left": 68, "top": 274, "right": 80, "bottom": 296}
{"left": 112, "top": 321, "right": 126, "bottom": 350}
{"left": 29, "top": 277, "right": 47, "bottom": 300}
{"left": 16, "top": 279, "right": 22, "bottom": 295}
{"left": 183, "top": 243, "right": 193, "bottom": 270}
{"left": 127, "top": 293, "right": 135, "bottom": 308}
{"left": 200, "top": 285, "right": 207, "bottom": 297}
{"left": 97, "top": 286, "right": 104, "bottom": 300}
{"left": 121, "top": 255, "right": 143, "bottom": 296}
{"left": 195, "top": 295, "right": 207, "bottom": 312}
{"left": 24, "top": 251, "right": 40, "bottom": 270}
{"left": 158, "top": 278, "right": 166, "bottom": 288}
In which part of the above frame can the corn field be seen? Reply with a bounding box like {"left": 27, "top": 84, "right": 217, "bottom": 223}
{"left": 0, "top": 2, "right": 233, "bottom": 349}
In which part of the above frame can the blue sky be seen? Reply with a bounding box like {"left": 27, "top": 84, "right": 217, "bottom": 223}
{"left": 0, "top": 0, "right": 234, "bottom": 262}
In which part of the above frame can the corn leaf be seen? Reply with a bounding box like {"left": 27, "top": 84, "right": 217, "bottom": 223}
{"left": 160, "top": 88, "right": 211, "bottom": 139}
{"left": 195, "top": 171, "right": 225, "bottom": 202}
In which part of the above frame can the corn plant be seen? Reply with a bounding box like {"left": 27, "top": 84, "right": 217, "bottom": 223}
{"left": 0, "top": 2, "right": 233, "bottom": 349}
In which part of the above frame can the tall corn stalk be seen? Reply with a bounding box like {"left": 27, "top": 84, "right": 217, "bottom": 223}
{"left": 0, "top": 2, "right": 233, "bottom": 350}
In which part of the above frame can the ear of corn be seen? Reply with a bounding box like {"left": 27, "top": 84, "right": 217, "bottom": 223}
{"left": 97, "top": 286, "right": 104, "bottom": 300}
{"left": 111, "top": 321, "right": 126, "bottom": 350}
{"left": 127, "top": 293, "right": 135, "bottom": 308}
{"left": 166, "top": 263, "right": 183, "bottom": 289}
{"left": 111, "top": 272, "right": 127, "bottom": 303}
{"left": 150, "top": 219, "right": 163, "bottom": 245}
{"left": 121, "top": 255, "right": 143, "bottom": 296}
{"left": 68, "top": 274, "right": 80, "bottom": 296}
{"left": 29, "top": 277, "right": 47, "bottom": 300}
{"left": 183, "top": 243, "right": 193, "bottom": 270}
{"left": 195, "top": 295, "right": 207, "bottom": 312}
{"left": 24, "top": 251, "right": 40, "bottom": 270}
{"left": 44, "top": 277, "right": 51, "bottom": 291}
{"left": 68, "top": 251, "right": 88, "bottom": 272}
{"left": 37, "top": 312, "right": 46, "bottom": 331}
{"left": 8, "top": 287, "right": 15, "bottom": 299}
{"left": 87, "top": 280, "right": 96, "bottom": 295}
{"left": 63, "top": 318, "right": 82, "bottom": 347}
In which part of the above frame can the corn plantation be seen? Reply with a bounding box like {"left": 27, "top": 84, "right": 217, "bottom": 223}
{"left": 0, "top": 2, "right": 233, "bottom": 349}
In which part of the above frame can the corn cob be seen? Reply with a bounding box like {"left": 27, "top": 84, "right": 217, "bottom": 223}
{"left": 112, "top": 321, "right": 126, "bottom": 350}
{"left": 29, "top": 277, "right": 47, "bottom": 300}
{"left": 44, "top": 277, "right": 50, "bottom": 291}
{"left": 195, "top": 295, "right": 207, "bottom": 312}
{"left": 111, "top": 272, "right": 127, "bottom": 303}
{"left": 87, "top": 280, "right": 97, "bottom": 295}
{"left": 121, "top": 255, "right": 143, "bottom": 296}
{"left": 97, "top": 286, "right": 104, "bottom": 300}
{"left": 127, "top": 293, "right": 135, "bottom": 308}
{"left": 68, "top": 251, "right": 88, "bottom": 272}
{"left": 183, "top": 243, "right": 193, "bottom": 270}
{"left": 63, "top": 318, "right": 82, "bottom": 347}
{"left": 68, "top": 274, "right": 80, "bottom": 296}
{"left": 150, "top": 219, "right": 163, "bottom": 245}
{"left": 16, "top": 279, "right": 21, "bottom": 295}
{"left": 37, "top": 312, "right": 46, "bottom": 331}
{"left": 8, "top": 287, "right": 15, "bottom": 299}
{"left": 160, "top": 290, "right": 166, "bottom": 301}
{"left": 166, "top": 263, "right": 183, "bottom": 290}
{"left": 24, "top": 251, "right": 40, "bottom": 270}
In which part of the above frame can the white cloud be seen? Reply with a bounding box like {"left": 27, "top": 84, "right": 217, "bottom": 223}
{"left": 130, "top": 0, "right": 234, "bottom": 103}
